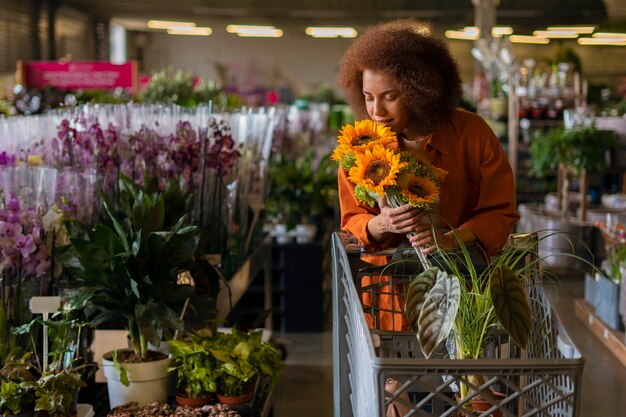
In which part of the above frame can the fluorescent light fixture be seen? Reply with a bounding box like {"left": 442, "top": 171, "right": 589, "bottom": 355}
{"left": 305, "top": 27, "right": 357, "bottom": 38}
{"left": 167, "top": 27, "right": 212, "bottom": 36}
{"left": 147, "top": 20, "right": 195, "bottom": 29}
{"left": 445, "top": 28, "right": 479, "bottom": 40}
{"left": 547, "top": 26, "right": 595, "bottom": 34}
{"left": 492, "top": 27, "right": 513, "bottom": 37}
{"left": 226, "top": 24, "right": 276, "bottom": 33}
{"left": 462, "top": 27, "right": 481, "bottom": 37}
{"left": 236, "top": 28, "right": 283, "bottom": 37}
{"left": 578, "top": 37, "right": 626, "bottom": 46}
{"left": 533, "top": 30, "right": 578, "bottom": 39}
{"left": 509, "top": 35, "right": 550, "bottom": 44}
{"left": 593, "top": 32, "right": 626, "bottom": 40}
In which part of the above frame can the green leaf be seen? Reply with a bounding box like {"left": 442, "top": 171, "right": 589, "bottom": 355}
{"left": 113, "top": 350, "right": 130, "bottom": 387}
{"left": 102, "top": 193, "right": 131, "bottom": 252}
{"left": 132, "top": 193, "right": 165, "bottom": 235}
{"left": 490, "top": 265, "right": 531, "bottom": 349}
{"left": 404, "top": 267, "right": 440, "bottom": 329}
{"left": 417, "top": 272, "right": 461, "bottom": 358}
{"left": 95, "top": 224, "right": 126, "bottom": 256}
{"left": 69, "top": 238, "right": 112, "bottom": 272}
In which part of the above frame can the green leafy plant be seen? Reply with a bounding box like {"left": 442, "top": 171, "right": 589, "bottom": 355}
{"left": 208, "top": 329, "right": 284, "bottom": 398}
{"left": 529, "top": 124, "right": 617, "bottom": 220}
{"left": 139, "top": 67, "right": 220, "bottom": 108}
{"left": 0, "top": 354, "right": 37, "bottom": 415}
{"left": 268, "top": 150, "right": 337, "bottom": 229}
{"left": 404, "top": 233, "right": 536, "bottom": 408}
{"left": 168, "top": 335, "right": 219, "bottom": 399}
{"left": 62, "top": 175, "right": 200, "bottom": 361}
{"left": 1, "top": 293, "right": 92, "bottom": 417}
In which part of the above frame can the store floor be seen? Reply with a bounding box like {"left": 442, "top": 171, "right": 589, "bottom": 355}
{"left": 271, "top": 271, "right": 626, "bottom": 417}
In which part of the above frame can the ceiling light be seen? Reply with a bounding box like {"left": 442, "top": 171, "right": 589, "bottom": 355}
{"left": 578, "top": 37, "right": 626, "bottom": 46}
{"left": 236, "top": 28, "right": 283, "bottom": 38}
{"left": 547, "top": 26, "right": 595, "bottom": 34}
{"left": 305, "top": 27, "right": 357, "bottom": 38}
{"left": 167, "top": 27, "right": 212, "bottom": 36}
{"left": 533, "top": 30, "right": 578, "bottom": 39}
{"left": 226, "top": 24, "right": 276, "bottom": 33}
{"left": 147, "top": 20, "right": 195, "bottom": 29}
{"left": 592, "top": 32, "right": 626, "bottom": 40}
{"left": 509, "top": 35, "right": 550, "bottom": 44}
{"left": 492, "top": 27, "right": 513, "bottom": 37}
{"left": 445, "top": 28, "right": 479, "bottom": 41}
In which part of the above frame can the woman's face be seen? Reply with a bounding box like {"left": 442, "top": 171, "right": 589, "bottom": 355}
{"left": 362, "top": 69, "right": 413, "bottom": 136}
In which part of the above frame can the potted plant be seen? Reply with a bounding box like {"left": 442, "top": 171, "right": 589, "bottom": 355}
{"left": 61, "top": 175, "right": 200, "bottom": 408}
{"left": 209, "top": 329, "right": 284, "bottom": 405}
{"left": 1, "top": 292, "right": 92, "bottom": 417}
{"left": 405, "top": 233, "right": 535, "bottom": 414}
{"left": 0, "top": 354, "right": 37, "bottom": 417}
{"left": 168, "top": 335, "right": 219, "bottom": 406}
{"left": 529, "top": 124, "right": 617, "bottom": 222}
{"left": 267, "top": 150, "right": 337, "bottom": 239}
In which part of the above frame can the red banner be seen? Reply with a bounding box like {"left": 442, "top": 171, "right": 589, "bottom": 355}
{"left": 18, "top": 61, "right": 137, "bottom": 92}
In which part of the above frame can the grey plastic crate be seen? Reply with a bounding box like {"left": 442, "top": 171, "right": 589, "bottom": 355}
{"left": 332, "top": 232, "right": 584, "bottom": 417}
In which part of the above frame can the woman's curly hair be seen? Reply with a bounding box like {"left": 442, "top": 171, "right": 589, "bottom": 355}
{"left": 338, "top": 19, "right": 462, "bottom": 135}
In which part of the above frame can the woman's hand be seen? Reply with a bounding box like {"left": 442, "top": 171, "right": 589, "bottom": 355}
{"left": 409, "top": 225, "right": 477, "bottom": 254}
{"left": 367, "top": 198, "right": 423, "bottom": 241}
{"left": 409, "top": 225, "right": 455, "bottom": 254}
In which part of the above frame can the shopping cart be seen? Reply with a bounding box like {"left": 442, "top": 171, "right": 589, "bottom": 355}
{"left": 332, "top": 232, "right": 584, "bottom": 417}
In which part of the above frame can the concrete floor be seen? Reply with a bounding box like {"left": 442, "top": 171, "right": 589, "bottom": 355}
{"left": 271, "top": 271, "right": 626, "bottom": 417}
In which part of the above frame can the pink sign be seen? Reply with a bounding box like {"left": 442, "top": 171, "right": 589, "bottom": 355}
{"left": 20, "top": 61, "right": 137, "bottom": 92}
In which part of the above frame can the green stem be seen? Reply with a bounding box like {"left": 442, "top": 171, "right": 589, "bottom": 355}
{"left": 384, "top": 189, "right": 431, "bottom": 270}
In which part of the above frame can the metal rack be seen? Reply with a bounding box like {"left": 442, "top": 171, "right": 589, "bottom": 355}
{"left": 332, "top": 232, "right": 584, "bottom": 417}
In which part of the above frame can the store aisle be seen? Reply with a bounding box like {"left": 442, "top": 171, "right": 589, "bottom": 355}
{"left": 544, "top": 269, "right": 626, "bottom": 417}
{"left": 272, "top": 333, "right": 333, "bottom": 417}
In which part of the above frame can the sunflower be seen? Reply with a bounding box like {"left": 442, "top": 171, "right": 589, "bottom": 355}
{"left": 400, "top": 176, "right": 439, "bottom": 208}
{"left": 330, "top": 144, "right": 357, "bottom": 170}
{"left": 348, "top": 145, "right": 407, "bottom": 198}
{"left": 400, "top": 152, "right": 448, "bottom": 185}
{"left": 337, "top": 119, "right": 397, "bottom": 151}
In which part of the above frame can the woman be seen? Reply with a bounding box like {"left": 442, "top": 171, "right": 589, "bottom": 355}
{"left": 337, "top": 19, "right": 519, "bottom": 258}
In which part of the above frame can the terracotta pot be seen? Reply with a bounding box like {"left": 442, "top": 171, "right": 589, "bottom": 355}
{"left": 216, "top": 391, "right": 253, "bottom": 405}
{"left": 471, "top": 391, "right": 506, "bottom": 416}
{"left": 175, "top": 393, "right": 213, "bottom": 407}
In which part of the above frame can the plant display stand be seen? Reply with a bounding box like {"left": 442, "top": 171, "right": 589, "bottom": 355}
{"left": 217, "top": 236, "right": 273, "bottom": 329}
{"left": 574, "top": 299, "right": 626, "bottom": 368}
{"left": 332, "top": 232, "right": 584, "bottom": 417}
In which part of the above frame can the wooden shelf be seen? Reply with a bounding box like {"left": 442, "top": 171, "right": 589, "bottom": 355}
{"left": 216, "top": 236, "right": 273, "bottom": 328}
{"left": 574, "top": 298, "right": 626, "bottom": 367}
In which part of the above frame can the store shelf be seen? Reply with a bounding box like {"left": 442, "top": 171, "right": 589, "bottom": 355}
{"left": 229, "top": 240, "right": 325, "bottom": 333}
{"left": 575, "top": 298, "right": 626, "bottom": 368}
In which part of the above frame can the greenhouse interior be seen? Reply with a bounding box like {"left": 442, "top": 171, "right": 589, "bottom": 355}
{"left": 0, "top": 0, "right": 626, "bottom": 416}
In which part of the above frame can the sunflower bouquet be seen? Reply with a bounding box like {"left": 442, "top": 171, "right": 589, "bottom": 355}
{"left": 331, "top": 119, "right": 447, "bottom": 268}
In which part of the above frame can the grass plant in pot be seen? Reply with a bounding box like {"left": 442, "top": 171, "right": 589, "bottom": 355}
{"left": 404, "top": 233, "right": 536, "bottom": 416}
{"left": 62, "top": 176, "right": 200, "bottom": 408}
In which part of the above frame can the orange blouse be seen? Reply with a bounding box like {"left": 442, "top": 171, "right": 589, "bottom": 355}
{"left": 338, "top": 109, "right": 520, "bottom": 256}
